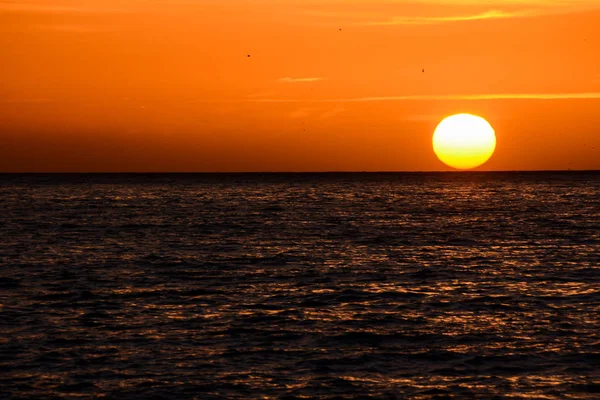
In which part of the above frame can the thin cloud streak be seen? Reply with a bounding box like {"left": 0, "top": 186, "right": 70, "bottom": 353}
{"left": 292, "top": 0, "right": 600, "bottom": 26}
{"left": 0, "top": 98, "right": 53, "bottom": 103}
{"left": 0, "top": 3, "right": 83, "bottom": 13}
{"left": 249, "top": 93, "right": 600, "bottom": 103}
{"left": 412, "top": 0, "right": 597, "bottom": 6}
{"left": 278, "top": 77, "right": 324, "bottom": 83}
{"left": 349, "top": 93, "right": 600, "bottom": 101}
{"left": 0, "top": 1, "right": 133, "bottom": 14}
{"left": 365, "top": 9, "right": 528, "bottom": 25}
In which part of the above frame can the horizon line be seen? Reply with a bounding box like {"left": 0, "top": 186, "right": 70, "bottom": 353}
{"left": 1, "top": 170, "right": 598, "bottom": 174}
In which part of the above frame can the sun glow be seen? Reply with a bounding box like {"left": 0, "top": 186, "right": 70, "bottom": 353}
{"left": 432, "top": 114, "right": 496, "bottom": 170}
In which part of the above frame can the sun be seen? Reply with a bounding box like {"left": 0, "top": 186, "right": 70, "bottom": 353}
{"left": 433, "top": 114, "right": 496, "bottom": 170}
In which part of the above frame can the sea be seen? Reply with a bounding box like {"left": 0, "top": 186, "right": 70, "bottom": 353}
{"left": 0, "top": 172, "right": 599, "bottom": 399}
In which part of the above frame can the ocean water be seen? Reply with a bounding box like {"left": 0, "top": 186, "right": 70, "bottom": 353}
{"left": 0, "top": 172, "right": 599, "bottom": 399}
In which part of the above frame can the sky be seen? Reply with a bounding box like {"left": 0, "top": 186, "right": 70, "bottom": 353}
{"left": 1, "top": 0, "right": 599, "bottom": 172}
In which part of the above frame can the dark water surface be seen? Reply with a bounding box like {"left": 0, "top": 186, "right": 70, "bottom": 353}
{"left": 1, "top": 172, "right": 599, "bottom": 399}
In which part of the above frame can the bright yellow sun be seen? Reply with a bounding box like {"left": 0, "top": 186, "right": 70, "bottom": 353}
{"left": 432, "top": 114, "right": 496, "bottom": 170}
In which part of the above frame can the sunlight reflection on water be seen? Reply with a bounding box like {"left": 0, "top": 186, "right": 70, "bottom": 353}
{"left": 0, "top": 172, "right": 599, "bottom": 398}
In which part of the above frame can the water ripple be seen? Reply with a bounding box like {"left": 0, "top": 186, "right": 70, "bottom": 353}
{"left": 0, "top": 172, "right": 599, "bottom": 399}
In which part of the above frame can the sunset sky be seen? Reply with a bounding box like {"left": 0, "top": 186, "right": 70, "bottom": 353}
{"left": 1, "top": 0, "right": 599, "bottom": 172}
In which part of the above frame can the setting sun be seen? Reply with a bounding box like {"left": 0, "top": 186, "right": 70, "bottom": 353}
{"left": 432, "top": 114, "right": 497, "bottom": 170}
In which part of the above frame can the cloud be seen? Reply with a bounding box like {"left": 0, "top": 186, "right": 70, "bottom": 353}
{"left": 0, "top": 2, "right": 129, "bottom": 33}
{"left": 288, "top": 108, "right": 314, "bottom": 119}
{"left": 246, "top": 91, "right": 279, "bottom": 99}
{"left": 365, "top": 9, "right": 529, "bottom": 25}
{"left": 361, "top": 1, "right": 600, "bottom": 26}
{"left": 0, "top": 1, "right": 131, "bottom": 14}
{"left": 349, "top": 93, "right": 600, "bottom": 101}
{"left": 3, "top": 23, "right": 106, "bottom": 33}
{"left": 278, "top": 77, "right": 324, "bottom": 83}
{"left": 290, "top": 0, "right": 600, "bottom": 26}
{"left": 43, "top": 24, "right": 103, "bottom": 32}
{"left": 287, "top": 106, "right": 346, "bottom": 120}
{"left": 319, "top": 107, "right": 346, "bottom": 120}
{"left": 412, "top": 0, "right": 596, "bottom": 6}
{"left": 249, "top": 92, "right": 600, "bottom": 103}
{"left": 0, "top": 98, "right": 53, "bottom": 103}
{"left": 0, "top": 2, "right": 83, "bottom": 13}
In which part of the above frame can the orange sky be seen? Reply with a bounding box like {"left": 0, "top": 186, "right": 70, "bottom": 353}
{"left": 1, "top": 0, "right": 599, "bottom": 172}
